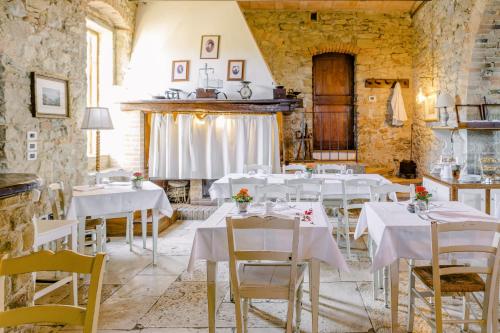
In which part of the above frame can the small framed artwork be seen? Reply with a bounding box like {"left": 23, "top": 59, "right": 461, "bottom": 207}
{"left": 172, "top": 60, "right": 190, "bottom": 81}
{"left": 31, "top": 73, "right": 69, "bottom": 118}
{"left": 27, "top": 151, "right": 37, "bottom": 161}
{"left": 27, "top": 131, "right": 38, "bottom": 140}
{"left": 200, "top": 35, "right": 220, "bottom": 59}
{"left": 227, "top": 60, "right": 245, "bottom": 81}
{"left": 27, "top": 142, "right": 37, "bottom": 151}
{"left": 424, "top": 93, "right": 439, "bottom": 122}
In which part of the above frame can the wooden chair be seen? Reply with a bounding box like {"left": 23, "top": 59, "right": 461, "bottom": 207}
{"left": 282, "top": 164, "right": 306, "bottom": 174}
{"left": 337, "top": 178, "right": 381, "bottom": 258}
{"left": 94, "top": 169, "right": 148, "bottom": 250}
{"left": 31, "top": 189, "right": 79, "bottom": 306}
{"left": 0, "top": 250, "right": 106, "bottom": 333}
{"left": 255, "top": 184, "right": 293, "bottom": 202}
{"left": 48, "top": 182, "right": 106, "bottom": 255}
{"left": 285, "top": 178, "right": 324, "bottom": 202}
{"left": 368, "top": 183, "right": 411, "bottom": 306}
{"left": 317, "top": 164, "right": 346, "bottom": 174}
{"left": 226, "top": 215, "right": 305, "bottom": 333}
{"left": 407, "top": 221, "right": 500, "bottom": 333}
{"left": 228, "top": 177, "right": 267, "bottom": 199}
{"left": 243, "top": 164, "right": 271, "bottom": 175}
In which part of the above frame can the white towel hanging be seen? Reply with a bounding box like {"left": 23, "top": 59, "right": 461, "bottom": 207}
{"left": 391, "top": 82, "right": 407, "bottom": 126}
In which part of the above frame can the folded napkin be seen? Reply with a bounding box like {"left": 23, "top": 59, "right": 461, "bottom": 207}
{"left": 73, "top": 184, "right": 105, "bottom": 192}
{"left": 426, "top": 210, "right": 498, "bottom": 223}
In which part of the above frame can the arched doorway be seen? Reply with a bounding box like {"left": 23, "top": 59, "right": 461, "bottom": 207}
{"left": 312, "top": 53, "right": 355, "bottom": 155}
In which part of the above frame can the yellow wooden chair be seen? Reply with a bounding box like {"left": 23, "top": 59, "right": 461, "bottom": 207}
{"left": 0, "top": 250, "right": 106, "bottom": 333}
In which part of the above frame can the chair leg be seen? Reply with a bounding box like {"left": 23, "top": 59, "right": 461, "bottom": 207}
{"left": 91, "top": 232, "right": 97, "bottom": 254}
{"left": 309, "top": 263, "right": 313, "bottom": 302}
{"left": 96, "top": 225, "right": 103, "bottom": 253}
{"left": 295, "top": 283, "right": 303, "bottom": 333}
{"left": 71, "top": 272, "right": 78, "bottom": 306}
{"left": 383, "top": 266, "right": 389, "bottom": 308}
{"left": 125, "top": 215, "right": 130, "bottom": 244}
{"left": 336, "top": 216, "right": 341, "bottom": 244}
{"left": 128, "top": 213, "right": 133, "bottom": 251}
{"left": 407, "top": 261, "right": 415, "bottom": 332}
{"left": 141, "top": 209, "right": 147, "bottom": 249}
{"left": 242, "top": 298, "right": 249, "bottom": 333}
{"left": 344, "top": 216, "right": 351, "bottom": 259}
{"left": 234, "top": 295, "right": 244, "bottom": 333}
{"left": 102, "top": 219, "right": 107, "bottom": 253}
{"left": 286, "top": 293, "right": 295, "bottom": 333}
{"left": 462, "top": 293, "right": 469, "bottom": 332}
{"left": 373, "top": 269, "right": 378, "bottom": 300}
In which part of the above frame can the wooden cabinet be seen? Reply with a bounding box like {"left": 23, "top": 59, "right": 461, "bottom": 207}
{"left": 423, "top": 177, "right": 451, "bottom": 201}
{"left": 457, "top": 189, "right": 486, "bottom": 213}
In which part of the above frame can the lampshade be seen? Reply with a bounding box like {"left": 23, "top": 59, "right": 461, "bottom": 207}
{"left": 81, "top": 107, "right": 114, "bottom": 130}
{"left": 435, "top": 92, "right": 454, "bottom": 108}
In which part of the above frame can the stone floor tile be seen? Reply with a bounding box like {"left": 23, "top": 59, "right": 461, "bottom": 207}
{"left": 177, "top": 260, "right": 229, "bottom": 282}
{"left": 98, "top": 296, "right": 159, "bottom": 330}
{"left": 139, "top": 255, "right": 190, "bottom": 276}
{"left": 113, "top": 275, "right": 178, "bottom": 297}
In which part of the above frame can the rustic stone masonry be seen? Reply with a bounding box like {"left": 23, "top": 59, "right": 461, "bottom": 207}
{"left": 243, "top": 10, "right": 414, "bottom": 171}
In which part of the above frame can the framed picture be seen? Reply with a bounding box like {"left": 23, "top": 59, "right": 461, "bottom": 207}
{"left": 200, "top": 35, "right": 220, "bottom": 59}
{"left": 424, "top": 93, "right": 438, "bottom": 122}
{"left": 172, "top": 60, "right": 190, "bottom": 81}
{"left": 31, "top": 73, "right": 69, "bottom": 118}
{"left": 227, "top": 60, "right": 245, "bottom": 81}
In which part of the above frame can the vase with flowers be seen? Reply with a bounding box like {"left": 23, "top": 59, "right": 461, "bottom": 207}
{"left": 232, "top": 188, "right": 253, "bottom": 213}
{"left": 132, "top": 172, "right": 144, "bottom": 189}
{"left": 304, "top": 163, "right": 316, "bottom": 179}
{"left": 415, "top": 185, "right": 432, "bottom": 212}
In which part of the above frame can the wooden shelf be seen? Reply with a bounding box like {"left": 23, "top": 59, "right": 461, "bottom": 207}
{"left": 429, "top": 124, "right": 500, "bottom": 131}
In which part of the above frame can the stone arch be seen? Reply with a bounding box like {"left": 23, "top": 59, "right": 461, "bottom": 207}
{"left": 306, "top": 43, "right": 360, "bottom": 57}
{"left": 87, "top": 0, "right": 134, "bottom": 30}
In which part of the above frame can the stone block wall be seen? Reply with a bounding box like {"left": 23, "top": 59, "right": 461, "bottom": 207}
{"left": 242, "top": 10, "right": 414, "bottom": 171}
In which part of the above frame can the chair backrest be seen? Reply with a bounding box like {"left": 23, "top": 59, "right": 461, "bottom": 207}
{"left": 282, "top": 164, "right": 306, "bottom": 174}
{"left": 317, "top": 164, "right": 346, "bottom": 174}
{"left": 228, "top": 177, "right": 267, "bottom": 198}
{"left": 243, "top": 164, "right": 271, "bottom": 175}
{"left": 95, "top": 169, "right": 132, "bottom": 185}
{"left": 47, "top": 182, "right": 66, "bottom": 220}
{"left": 341, "top": 178, "right": 381, "bottom": 210}
{"left": 285, "top": 178, "right": 324, "bottom": 202}
{"left": 430, "top": 221, "right": 500, "bottom": 327}
{"left": 226, "top": 215, "right": 300, "bottom": 296}
{"left": 255, "top": 184, "right": 294, "bottom": 202}
{"left": 369, "top": 183, "right": 410, "bottom": 202}
{"left": 0, "top": 250, "right": 106, "bottom": 333}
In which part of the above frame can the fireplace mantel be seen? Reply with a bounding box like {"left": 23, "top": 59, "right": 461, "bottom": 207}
{"left": 120, "top": 98, "right": 303, "bottom": 114}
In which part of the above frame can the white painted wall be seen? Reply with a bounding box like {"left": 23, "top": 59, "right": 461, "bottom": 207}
{"left": 124, "top": 1, "right": 275, "bottom": 100}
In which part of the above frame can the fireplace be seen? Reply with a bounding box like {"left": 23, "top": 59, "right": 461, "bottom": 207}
{"left": 151, "top": 179, "right": 216, "bottom": 205}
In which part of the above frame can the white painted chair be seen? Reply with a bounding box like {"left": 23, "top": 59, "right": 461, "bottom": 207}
{"left": 226, "top": 215, "right": 305, "bottom": 333}
{"left": 407, "top": 221, "right": 500, "bottom": 333}
{"left": 243, "top": 164, "right": 271, "bottom": 175}
{"left": 337, "top": 178, "right": 381, "bottom": 258}
{"left": 285, "top": 178, "right": 324, "bottom": 202}
{"left": 0, "top": 250, "right": 106, "bottom": 333}
{"left": 282, "top": 164, "right": 306, "bottom": 174}
{"left": 255, "top": 184, "right": 294, "bottom": 202}
{"left": 31, "top": 189, "right": 79, "bottom": 306}
{"left": 48, "top": 182, "right": 106, "bottom": 254}
{"left": 317, "top": 164, "right": 346, "bottom": 174}
{"left": 95, "top": 169, "right": 148, "bottom": 250}
{"left": 228, "top": 177, "right": 267, "bottom": 200}
{"left": 369, "top": 183, "right": 411, "bottom": 306}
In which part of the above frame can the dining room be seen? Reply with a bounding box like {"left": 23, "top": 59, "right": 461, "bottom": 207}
{"left": 1, "top": 0, "right": 500, "bottom": 332}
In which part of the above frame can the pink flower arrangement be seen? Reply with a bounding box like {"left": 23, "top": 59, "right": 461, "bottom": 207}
{"left": 132, "top": 172, "right": 144, "bottom": 181}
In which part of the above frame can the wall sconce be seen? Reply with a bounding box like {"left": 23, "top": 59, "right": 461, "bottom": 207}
{"left": 416, "top": 88, "right": 426, "bottom": 104}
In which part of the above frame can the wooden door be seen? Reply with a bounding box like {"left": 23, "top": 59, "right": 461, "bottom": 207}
{"left": 313, "top": 53, "right": 354, "bottom": 150}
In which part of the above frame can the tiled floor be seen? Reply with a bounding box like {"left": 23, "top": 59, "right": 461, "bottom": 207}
{"left": 37, "top": 219, "right": 484, "bottom": 333}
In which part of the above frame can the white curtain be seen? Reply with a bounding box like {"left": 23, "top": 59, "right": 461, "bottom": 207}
{"left": 149, "top": 113, "right": 281, "bottom": 179}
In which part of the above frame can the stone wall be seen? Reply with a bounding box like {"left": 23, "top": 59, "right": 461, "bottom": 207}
{"left": 242, "top": 10, "right": 414, "bottom": 171}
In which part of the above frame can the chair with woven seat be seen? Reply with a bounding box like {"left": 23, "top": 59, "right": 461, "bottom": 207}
{"left": 0, "top": 250, "right": 106, "bottom": 333}
{"left": 226, "top": 215, "right": 305, "bottom": 333}
{"left": 407, "top": 221, "right": 500, "bottom": 333}
{"left": 337, "top": 178, "right": 381, "bottom": 258}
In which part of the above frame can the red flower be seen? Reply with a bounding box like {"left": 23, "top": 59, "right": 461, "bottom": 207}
{"left": 133, "top": 172, "right": 142, "bottom": 177}
{"left": 415, "top": 186, "right": 426, "bottom": 193}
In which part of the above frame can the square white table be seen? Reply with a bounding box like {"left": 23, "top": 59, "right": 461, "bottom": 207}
{"left": 209, "top": 173, "right": 390, "bottom": 201}
{"left": 188, "top": 201, "right": 348, "bottom": 333}
{"left": 67, "top": 181, "right": 173, "bottom": 265}
{"left": 355, "top": 201, "right": 499, "bottom": 332}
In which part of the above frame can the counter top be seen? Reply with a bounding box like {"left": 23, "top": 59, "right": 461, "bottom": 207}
{"left": 0, "top": 173, "right": 41, "bottom": 198}
{"left": 424, "top": 173, "right": 500, "bottom": 189}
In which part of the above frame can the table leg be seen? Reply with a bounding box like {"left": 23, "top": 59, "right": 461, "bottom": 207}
{"left": 207, "top": 260, "right": 218, "bottom": 333}
{"left": 390, "top": 260, "right": 399, "bottom": 332}
{"left": 141, "top": 209, "right": 147, "bottom": 249}
{"left": 77, "top": 217, "right": 85, "bottom": 254}
{"left": 310, "top": 258, "right": 320, "bottom": 333}
{"left": 152, "top": 209, "right": 159, "bottom": 266}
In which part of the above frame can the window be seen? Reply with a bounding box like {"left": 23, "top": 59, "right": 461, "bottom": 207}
{"left": 86, "top": 28, "right": 99, "bottom": 156}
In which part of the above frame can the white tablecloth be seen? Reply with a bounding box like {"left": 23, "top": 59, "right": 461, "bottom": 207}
{"left": 355, "top": 201, "right": 499, "bottom": 271}
{"left": 188, "top": 202, "right": 349, "bottom": 272}
{"left": 67, "top": 181, "right": 173, "bottom": 219}
{"left": 209, "top": 173, "right": 389, "bottom": 200}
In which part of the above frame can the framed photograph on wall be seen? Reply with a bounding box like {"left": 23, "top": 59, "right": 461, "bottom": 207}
{"left": 200, "top": 35, "right": 220, "bottom": 59}
{"left": 424, "top": 93, "right": 439, "bottom": 122}
{"left": 172, "top": 60, "right": 190, "bottom": 81}
{"left": 227, "top": 60, "right": 245, "bottom": 81}
{"left": 31, "top": 73, "right": 69, "bottom": 118}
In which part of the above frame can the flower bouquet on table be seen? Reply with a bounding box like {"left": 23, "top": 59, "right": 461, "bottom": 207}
{"left": 304, "top": 163, "right": 316, "bottom": 179}
{"left": 132, "top": 172, "right": 144, "bottom": 189}
{"left": 415, "top": 185, "right": 432, "bottom": 212}
{"left": 233, "top": 188, "right": 253, "bottom": 213}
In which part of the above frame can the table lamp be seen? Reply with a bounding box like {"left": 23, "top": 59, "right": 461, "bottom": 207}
{"left": 81, "top": 107, "right": 114, "bottom": 172}
{"left": 435, "top": 92, "right": 454, "bottom": 127}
